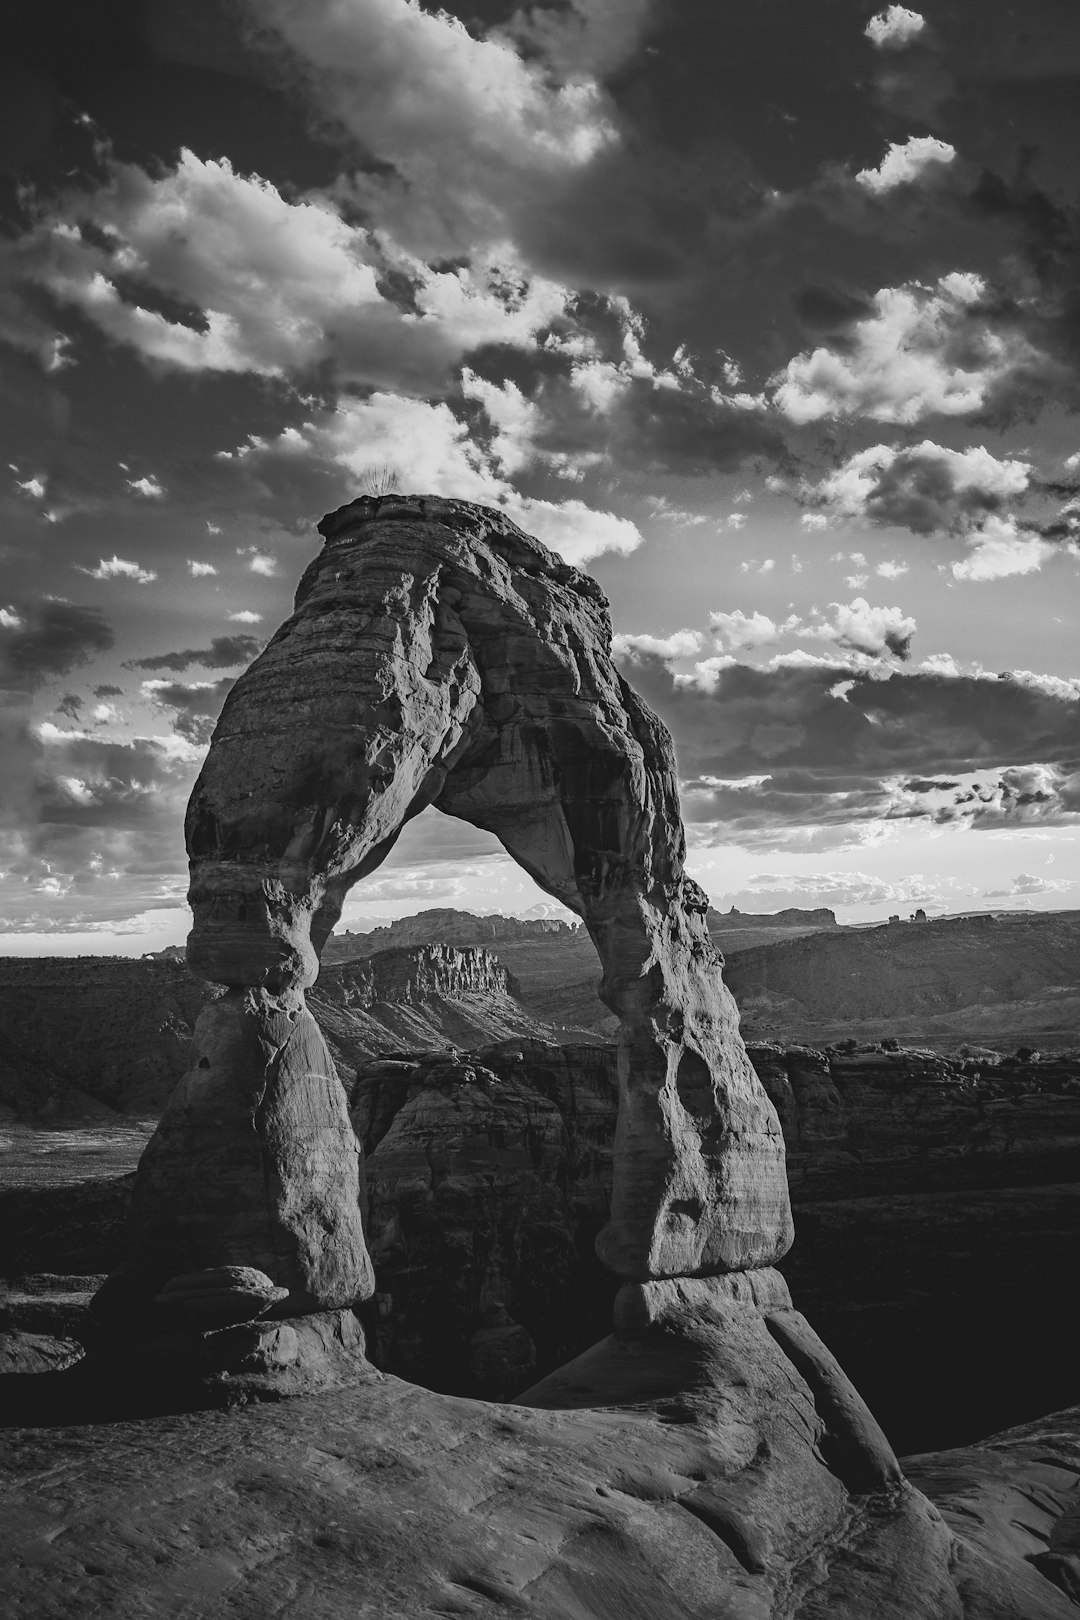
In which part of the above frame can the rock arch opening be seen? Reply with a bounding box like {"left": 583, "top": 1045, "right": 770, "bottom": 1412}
{"left": 94, "top": 496, "right": 792, "bottom": 1342}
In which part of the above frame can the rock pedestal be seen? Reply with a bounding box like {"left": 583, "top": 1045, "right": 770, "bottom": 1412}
{"left": 90, "top": 988, "right": 375, "bottom": 1398}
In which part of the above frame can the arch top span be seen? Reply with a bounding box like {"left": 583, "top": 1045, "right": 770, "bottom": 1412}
{"left": 181, "top": 494, "right": 792, "bottom": 1285}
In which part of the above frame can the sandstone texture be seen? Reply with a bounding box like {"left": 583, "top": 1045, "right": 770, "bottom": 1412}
{"left": 181, "top": 493, "right": 792, "bottom": 1282}
{"left": 4, "top": 1360, "right": 1080, "bottom": 1617}
{"left": 92, "top": 988, "right": 373, "bottom": 1331}
{"left": 11, "top": 1040, "right": 1080, "bottom": 1446}
{"left": 349, "top": 1038, "right": 1080, "bottom": 1439}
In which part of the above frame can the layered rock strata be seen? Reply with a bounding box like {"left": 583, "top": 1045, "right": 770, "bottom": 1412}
{"left": 174, "top": 493, "right": 792, "bottom": 1287}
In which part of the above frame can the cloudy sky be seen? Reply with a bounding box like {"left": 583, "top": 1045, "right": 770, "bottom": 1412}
{"left": 2, "top": 0, "right": 1079, "bottom": 954}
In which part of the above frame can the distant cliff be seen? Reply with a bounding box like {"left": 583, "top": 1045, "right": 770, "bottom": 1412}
{"left": 0, "top": 946, "right": 585, "bottom": 1121}
{"left": 323, "top": 908, "right": 581, "bottom": 959}
{"left": 0, "top": 958, "right": 206, "bottom": 1120}
{"left": 725, "top": 909, "right": 1080, "bottom": 1047}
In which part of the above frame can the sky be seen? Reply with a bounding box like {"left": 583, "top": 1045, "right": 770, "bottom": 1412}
{"left": 1, "top": 0, "right": 1080, "bottom": 956}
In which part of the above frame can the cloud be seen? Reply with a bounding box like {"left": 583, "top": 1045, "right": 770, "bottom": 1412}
{"left": 864, "top": 7, "right": 927, "bottom": 49}
{"left": 246, "top": 0, "right": 620, "bottom": 262}
{"left": 225, "top": 391, "right": 643, "bottom": 566}
{"left": 126, "top": 475, "right": 164, "bottom": 498}
{"left": 227, "top": 610, "right": 263, "bottom": 625}
{"left": 709, "top": 600, "right": 916, "bottom": 659}
{"left": 76, "top": 556, "right": 157, "bottom": 584}
{"left": 855, "top": 136, "right": 955, "bottom": 195}
{"left": 15, "top": 476, "right": 46, "bottom": 499}
{"left": 772, "top": 274, "right": 1045, "bottom": 425}
{"left": 821, "top": 599, "right": 916, "bottom": 659}
{"left": 610, "top": 629, "right": 704, "bottom": 661}
{"left": 187, "top": 561, "right": 218, "bottom": 577}
{"left": 950, "top": 517, "right": 1056, "bottom": 581}
{"left": 124, "top": 635, "right": 262, "bottom": 673}
{"left": 142, "top": 676, "right": 236, "bottom": 745}
{"left": 720, "top": 870, "right": 941, "bottom": 913}
{"left": 804, "top": 441, "right": 1032, "bottom": 535}
{"left": 983, "top": 870, "right": 1073, "bottom": 899}
{"left": 13, "top": 149, "right": 572, "bottom": 393}
{"left": 56, "top": 693, "right": 83, "bottom": 720}
{"left": 709, "top": 610, "right": 796, "bottom": 650}
{"left": 0, "top": 724, "right": 201, "bottom": 932}
{"left": 0, "top": 599, "right": 114, "bottom": 690}
{"left": 613, "top": 649, "right": 1080, "bottom": 843}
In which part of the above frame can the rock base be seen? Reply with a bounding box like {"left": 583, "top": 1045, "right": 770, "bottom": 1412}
{"left": 82, "top": 1307, "right": 377, "bottom": 1409}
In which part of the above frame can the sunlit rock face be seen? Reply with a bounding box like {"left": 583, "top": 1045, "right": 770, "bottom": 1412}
{"left": 183, "top": 493, "right": 792, "bottom": 1284}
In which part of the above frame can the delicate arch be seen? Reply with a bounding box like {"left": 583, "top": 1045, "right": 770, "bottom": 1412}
{"left": 184, "top": 496, "right": 792, "bottom": 1284}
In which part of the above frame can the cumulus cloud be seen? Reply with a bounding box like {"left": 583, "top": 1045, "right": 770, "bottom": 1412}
{"left": 227, "top": 610, "right": 263, "bottom": 625}
{"left": 224, "top": 391, "right": 643, "bottom": 567}
{"left": 124, "top": 635, "right": 262, "bottom": 673}
{"left": 865, "top": 7, "right": 927, "bottom": 49}
{"left": 245, "top": 0, "right": 620, "bottom": 262}
{"left": 709, "top": 600, "right": 916, "bottom": 659}
{"left": 983, "top": 870, "right": 1073, "bottom": 899}
{"left": 76, "top": 556, "right": 157, "bottom": 584}
{"left": 950, "top": 517, "right": 1056, "bottom": 581}
{"left": 710, "top": 610, "right": 797, "bottom": 650}
{"left": 126, "top": 475, "right": 164, "bottom": 498}
{"left": 142, "top": 676, "right": 236, "bottom": 745}
{"left": 14, "top": 150, "right": 572, "bottom": 393}
{"left": 187, "top": 561, "right": 218, "bottom": 577}
{"left": 610, "top": 629, "right": 704, "bottom": 661}
{"left": 805, "top": 441, "right": 1032, "bottom": 535}
{"left": 772, "top": 274, "right": 1045, "bottom": 425}
{"left": 855, "top": 136, "right": 955, "bottom": 195}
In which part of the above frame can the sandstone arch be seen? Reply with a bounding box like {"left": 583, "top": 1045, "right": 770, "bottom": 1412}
{"left": 95, "top": 496, "right": 791, "bottom": 1338}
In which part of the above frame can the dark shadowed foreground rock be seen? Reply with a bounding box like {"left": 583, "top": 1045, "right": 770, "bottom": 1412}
{"left": 93, "top": 988, "right": 372, "bottom": 1332}
{"left": 3, "top": 1367, "right": 1079, "bottom": 1617}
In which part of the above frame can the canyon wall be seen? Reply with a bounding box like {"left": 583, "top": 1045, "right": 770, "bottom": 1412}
{"left": 726, "top": 910, "right": 1080, "bottom": 1046}
{"left": 0, "top": 945, "right": 575, "bottom": 1121}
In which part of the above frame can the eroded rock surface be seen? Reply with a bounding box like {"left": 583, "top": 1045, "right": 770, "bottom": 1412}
{"left": 93, "top": 988, "right": 372, "bottom": 1332}
{"left": 179, "top": 493, "right": 791, "bottom": 1283}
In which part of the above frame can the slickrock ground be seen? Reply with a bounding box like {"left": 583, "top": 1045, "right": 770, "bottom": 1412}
{"left": 3, "top": 1363, "right": 1079, "bottom": 1617}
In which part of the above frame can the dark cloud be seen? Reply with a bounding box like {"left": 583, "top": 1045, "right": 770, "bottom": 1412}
{"left": 93, "top": 683, "right": 123, "bottom": 697}
{"left": 0, "top": 599, "right": 114, "bottom": 691}
{"left": 124, "top": 634, "right": 262, "bottom": 673}
{"left": 616, "top": 652, "right": 1080, "bottom": 842}
{"left": 55, "top": 691, "right": 83, "bottom": 718}
{"left": 144, "top": 675, "right": 235, "bottom": 744}
{"left": 627, "top": 656, "right": 1080, "bottom": 779}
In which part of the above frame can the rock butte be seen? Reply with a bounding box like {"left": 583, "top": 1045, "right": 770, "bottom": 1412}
{"left": 68, "top": 496, "right": 1079, "bottom": 1614}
